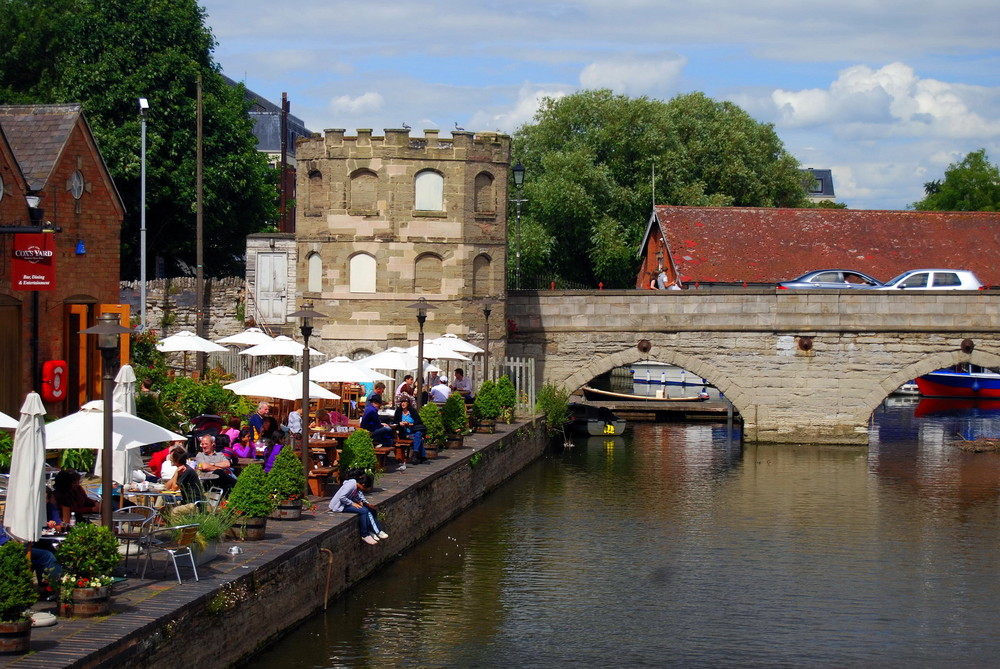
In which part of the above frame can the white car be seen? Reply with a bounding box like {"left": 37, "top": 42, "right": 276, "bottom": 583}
{"left": 875, "top": 269, "right": 983, "bottom": 291}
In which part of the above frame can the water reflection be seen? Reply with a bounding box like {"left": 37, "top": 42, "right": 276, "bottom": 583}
{"left": 247, "top": 403, "right": 1000, "bottom": 668}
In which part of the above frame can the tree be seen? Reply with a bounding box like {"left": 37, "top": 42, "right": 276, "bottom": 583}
{"left": 511, "top": 90, "right": 808, "bottom": 288}
{"left": 0, "top": 0, "right": 277, "bottom": 278}
{"left": 912, "top": 149, "right": 1000, "bottom": 212}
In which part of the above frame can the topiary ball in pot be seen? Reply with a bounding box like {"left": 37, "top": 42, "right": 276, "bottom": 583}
{"left": 340, "top": 429, "right": 379, "bottom": 483}
{"left": 267, "top": 442, "right": 306, "bottom": 502}
{"left": 226, "top": 463, "right": 275, "bottom": 519}
{"left": 0, "top": 540, "right": 37, "bottom": 623}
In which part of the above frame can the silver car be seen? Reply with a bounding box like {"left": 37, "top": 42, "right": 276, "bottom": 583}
{"left": 875, "top": 269, "right": 983, "bottom": 291}
{"left": 778, "top": 269, "right": 882, "bottom": 290}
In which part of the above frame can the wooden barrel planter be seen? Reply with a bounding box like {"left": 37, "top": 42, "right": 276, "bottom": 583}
{"left": 0, "top": 620, "right": 31, "bottom": 654}
{"left": 270, "top": 499, "right": 303, "bottom": 520}
{"left": 474, "top": 419, "right": 496, "bottom": 434}
{"left": 65, "top": 586, "right": 111, "bottom": 618}
{"left": 425, "top": 445, "right": 440, "bottom": 459}
{"left": 230, "top": 516, "right": 268, "bottom": 541}
{"left": 445, "top": 434, "right": 465, "bottom": 449}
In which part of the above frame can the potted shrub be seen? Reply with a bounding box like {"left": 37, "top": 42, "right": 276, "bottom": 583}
{"left": 225, "top": 463, "right": 274, "bottom": 540}
{"left": 0, "top": 540, "right": 37, "bottom": 653}
{"left": 167, "top": 507, "right": 234, "bottom": 565}
{"left": 55, "top": 524, "right": 121, "bottom": 617}
{"left": 266, "top": 446, "right": 308, "bottom": 520}
{"left": 339, "top": 429, "right": 379, "bottom": 483}
{"left": 473, "top": 380, "right": 501, "bottom": 433}
{"left": 496, "top": 375, "right": 517, "bottom": 423}
{"left": 418, "top": 402, "right": 446, "bottom": 458}
{"left": 441, "top": 392, "right": 468, "bottom": 448}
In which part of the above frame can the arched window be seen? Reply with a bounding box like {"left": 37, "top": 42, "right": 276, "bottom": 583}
{"left": 349, "top": 253, "right": 377, "bottom": 293}
{"left": 414, "top": 253, "right": 443, "bottom": 293}
{"left": 307, "top": 252, "right": 322, "bottom": 293}
{"left": 350, "top": 169, "right": 378, "bottom": 212}
{"left": 307, "top": 169, "right": 323, "bottom": 213}
{"left": 474, "top": 172, "right": 495, "bottom": 213}
{"left": 473, "top": 254, "right": 491, "bottom": 295}
{"left": 414, "top": 170, "right": 444, "bottom": 211}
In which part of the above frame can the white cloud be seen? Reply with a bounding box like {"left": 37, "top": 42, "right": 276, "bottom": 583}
{"left": 329, "top": 92, "right": 384, "bottom": 116}
{"left": 579, "top": 54, "right": 686, "bottom": 97}
{"left": 469, "top": 84, "right": 570, "bottom": 134}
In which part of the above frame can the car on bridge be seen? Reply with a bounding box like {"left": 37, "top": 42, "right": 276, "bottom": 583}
{"left": 874, "top": 269, "right": 983, "bottom": 291}
{"left": 777, "top": 269, "right": 882, "bottom": 290}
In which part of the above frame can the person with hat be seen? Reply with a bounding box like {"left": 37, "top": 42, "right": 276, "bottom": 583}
{"left": 360, "top": 394, "right": 396, "bottom": 450}
{"left": 429, "top": 375, "right": 451, "bottom": 403}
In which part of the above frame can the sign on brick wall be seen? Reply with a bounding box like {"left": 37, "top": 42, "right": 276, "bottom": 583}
{"left": 12, "top": 233, "right": 56, "bottom": 290}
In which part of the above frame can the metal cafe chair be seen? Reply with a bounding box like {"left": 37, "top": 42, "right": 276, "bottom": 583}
{"left": 141, "top": 523, "right": 200, "bottom": 584}
{"left": 114, "top": 505, "right": 159, "bottom": 573}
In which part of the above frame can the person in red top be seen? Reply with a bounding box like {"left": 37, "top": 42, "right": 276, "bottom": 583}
{"left": 147, "top": 443, "right": 174, "bottom": 480}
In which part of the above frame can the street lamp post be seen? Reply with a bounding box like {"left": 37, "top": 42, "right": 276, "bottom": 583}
{"left": 407, "top": 298, "right": 437, "bottom": 406}
{"left": 290, "top": 302, "right": 325, "bottom": 495}
{"left": 80, "top": 313, "right": 131, "bottom": 527}
{"left": 481, "top": 297, "right": 493, "bottom": 383}
{"left": 511, "top": 161, "right": 526, "bottom": 290}
{"left": 139, "top": 97, "right": 149, "bottom": 332}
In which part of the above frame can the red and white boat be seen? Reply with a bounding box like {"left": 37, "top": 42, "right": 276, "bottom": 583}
{"left": 915, "top": 365, "right": 1000, "bottom": 398}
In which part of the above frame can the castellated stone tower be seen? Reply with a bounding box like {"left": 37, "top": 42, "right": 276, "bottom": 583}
{"left": 294, "top": 128, "right": 510, "bottom": 359}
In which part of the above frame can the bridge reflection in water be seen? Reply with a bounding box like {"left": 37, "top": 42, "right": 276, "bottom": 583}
{"left": 246, "top": 404, "right": 1000, "bottom": 668}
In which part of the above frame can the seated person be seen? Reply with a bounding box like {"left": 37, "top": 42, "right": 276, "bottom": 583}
{"left": 231, "top": 426, "right": 256, "bottom": 459}
{"left": 194, "top": 434, "right": 236, "bottom": 492}
{"left": 147, "top": 443, "right": 172, "bottom": 481}
{"left": 360, "top": 394, "right": 395, "bottom": 447}
{"left": 164, "top": 445, "right": 205, "bottom": 511}
{"left": 311, "top": 409, "right": 334, "bottom": 430}
{"left": 393, "top": 397, "right": 427, "bottom": 465}
{"left": 222, "top": 416, "right": 242, "bottom": 445}
{"left": 0, "top": 525, "right": 61, "bottom": 587}
{"left": 366, "top": 382, "right": 387, "bottom": 403}
{"left": 52, "top": 469, "right": 100, "bottom": 523}
{"left": 249, "top": 401, "right": 270, "bottom": 442}
{"left": 262, "top": 439, "right": 283, "bottom": 473}
{"left": 260, "top": 416, "right": 283, "bottom": 443}
{"left": 394, "top": 374, "right": 415, "bottom": 407}
{"left": 429, "top": 375, "right": 451, "bottom": 403}
{"left": 450, "top": 368, "right": 474, "bottom": 401}
{"left": 284, "top": 402, "right": 303, "bottom": 440}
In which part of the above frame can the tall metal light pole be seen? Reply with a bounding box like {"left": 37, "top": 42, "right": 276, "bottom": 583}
{"left": 80, "top": 313, "right": 131, "bottom": 527}
{"left": 407, "top": 298, "right": 436, "bottom": 406}
{"left": 139, "top": 98, "right": 149, "bottom": 331}
{"left": 511, "top": 161, "right": 526, "bottom": 290}
{"left": 290, "top": 302, "right": 325, "bottom": 494}
{"left": 481, "top": 297, "right": 493, "bottom": 384}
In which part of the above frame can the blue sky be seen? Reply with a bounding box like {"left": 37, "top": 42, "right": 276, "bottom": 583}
{"left": 202, "top": 0, "right": 1000, "bottom": 210}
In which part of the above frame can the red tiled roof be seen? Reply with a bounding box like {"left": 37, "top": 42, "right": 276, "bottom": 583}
{"left": 0, "top": 104, "right": 82, "bottom": 191}
{"left": 647, "top": 206, "right": 1000, "bottom": 286}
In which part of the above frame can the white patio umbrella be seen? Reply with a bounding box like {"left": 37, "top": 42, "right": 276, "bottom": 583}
{"left": 157, "top": 330, "right": 227, "bottom": 375}
{"left": 215, "top": 327, "right": 275, "bottom": 347}
{"left": 0, "top": 410, "right": 17, "bottom": 429}
{"left": 429, "top": 333, "right": 484, "bottom": 354}
{"left": 45, "top": 400, "right": 186, "bottom": 451}
{"left": 95, "top": 365, "right": 143, "bottom": 486}
{"left": 310, "top": 356, "right": 394, "bottom": 384}
{"left": 240, "top": 335, "right": 324, "bottom": 358}
{"left": 403, "top": 343, "right": 471, "bottom": 361}
{"left": 356, "top": 347, "right": 420, "bottom": 371}
{"left": 224, "top": 365, "right": 340, "bottom": 401}
{"left": 3, "top": 392, "right": 46, "bottom": 542}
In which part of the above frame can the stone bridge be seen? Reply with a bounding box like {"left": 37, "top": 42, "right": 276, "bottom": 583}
{"left": 505, "top": 289, "right": 1000, "bottom": 445}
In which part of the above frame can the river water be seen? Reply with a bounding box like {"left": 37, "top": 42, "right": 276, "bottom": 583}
{"left": 246, "top": 398, "right": 1000, "bottom": 668}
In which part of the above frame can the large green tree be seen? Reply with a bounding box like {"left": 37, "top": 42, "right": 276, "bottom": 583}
{"left": 912, "top": 149, "right": 1000, "bottom": 212}
{"left": 511, "top": 90, "right": 807, "bottom": 288}
{"left": 0, "top": 0, "right": 277, "bottom": 278}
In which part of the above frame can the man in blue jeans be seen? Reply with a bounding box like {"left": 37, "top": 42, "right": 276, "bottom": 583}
{"left": 360, "top": 394, "right": 395, "bottom": 448}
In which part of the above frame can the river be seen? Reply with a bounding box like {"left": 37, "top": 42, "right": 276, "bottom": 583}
{"left": 245, "top": 397, "right": 1000, "bottom": 668}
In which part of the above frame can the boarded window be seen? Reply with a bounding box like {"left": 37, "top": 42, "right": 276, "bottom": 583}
{"left": 307, "top": 252, "right": 322, "bottom": 292}
{"left": 474, "top": 172, "right": 495, "bottom": 213}
{"left": 350, "top": 170, "right": 378, "bottom": 211}
{"left": 473, "top": 254, "right": 491, "bottom": 295}
{"left": 415, "top": 170, "right": 444, "bottom": 211}
{"left": 349, "top": 253, "right": 376, "bottom": 293}
{"left": 307, "top": 170, "right": 323, "bottom": 212}
{"left": 414, "top": 254, "right": 442, "bottom": 293}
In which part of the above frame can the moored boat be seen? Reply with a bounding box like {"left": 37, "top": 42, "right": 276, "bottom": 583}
{"left": 567, "top": 403, "right": 627, "bottom": 436}
{"left": 582, "top": 386, "right": 709, "bottom": 402}
{"left": 630, "top": 362, "right": 721, "bottom": 399}
{"left": 915, "top": 365, "right": 1000, "bottom": 398}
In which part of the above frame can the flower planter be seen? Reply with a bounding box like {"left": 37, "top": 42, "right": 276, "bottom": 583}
{"left": 474, "top": 419, "right": 496, "bottom": 434}
{"left": 269, "top": 499, "right": 303, "bottom": 520}
{"left": 193, "top": 539, "right": 219, "bottom": 566}
{"left": 229, "top": 516, "right": 267, "bottom": 541}
{"left": 0, "top": 620, "right": 31, "bottom": 654}
{"left": 62, "top": 586, "right": 111, "bottom": 618}
{"left": 445, "top": 434, "right": 465, "bottom": 449}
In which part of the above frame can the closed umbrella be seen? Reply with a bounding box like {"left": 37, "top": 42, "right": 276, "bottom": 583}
{"left": 95, "top": 365, "right": 143, "bottom": 487}
{"left": 45, "top": 400, "right": 186, "bottom": 451}
{"left": 215, "top": 327, "right": 274, "bottom": 347}
{"left": 0, "top": 410, "right": 17, "bottom": 430}
{"left": 310, "top": 356, "right": 393, "bottom": 384}
{"left": 224, "top": 365, "right": 340, "bottom": 402}
{"left": 240, "top": 335, "right": 324, "bottom": 358}
{"left": 429, "top": 333, "right": 484, "bottom": 354}
{"left": 3, "top": 392, "right": 46, "bottom": 542}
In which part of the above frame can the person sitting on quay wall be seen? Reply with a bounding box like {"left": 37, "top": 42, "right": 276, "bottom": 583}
{"left": 393, "top": 397, "right": 427, "bottom": 465}
{"left": 52, "top": 469, "right": 101, "bottom": 523}
{"left": 194, "top": 434, "right": 235, "bottom": 492}
{"left": 328, "top": 468, "right": 388, "bottom": 545}
{"left": 360, "top": 394, "right": 395, "bottom": 448}
{"left": 450, "top": 368, "right": 473, "bottom": 401}
{"left": 429, "top": 375, "right": 451, "bottom": 403}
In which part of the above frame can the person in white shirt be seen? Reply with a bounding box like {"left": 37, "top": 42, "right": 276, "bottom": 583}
{"left": 451, "top": 368, "right": 473, "bottom": 400}
{"left": 429, "top": 375, "right": 451, "bottom": 402}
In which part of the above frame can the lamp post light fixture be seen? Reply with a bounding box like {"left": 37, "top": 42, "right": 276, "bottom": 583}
{"left": 511, "top": 161, "right": 526, "bottom": 290}
{"left": 289, "top": 302, "right": 325, "bottom": 494}
{"left": 139, "top": 97, "right": 149, "bottom": 332}
{"left": 407, "top": 297, "right": 437, "bottom": 405}
{"left": 80, "top": 313, "right": 132, "bottom": 528}
{"left": 480, "top": 297, "right": 493, "bottom": 383}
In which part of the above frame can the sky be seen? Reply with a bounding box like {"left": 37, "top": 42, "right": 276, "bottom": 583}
{"left": 201, "top": 0, "right": 1000, "bottom": 211}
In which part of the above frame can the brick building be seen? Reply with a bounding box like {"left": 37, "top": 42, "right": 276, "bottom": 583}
{"left": 0, "top": 104, "right": 125, "bottom": 417}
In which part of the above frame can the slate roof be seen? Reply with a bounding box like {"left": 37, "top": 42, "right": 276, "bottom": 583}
{"left": 222, "top": 75, "right": 313, "bottom": 155}
{"left": 0, "top": 104, "right": 82, "bottom": 191}
{"left": 641, "top": 206, "right": 1000, "bottom": 286}
{"left": 805, "top": 168, "right": 835, "bottom": 199}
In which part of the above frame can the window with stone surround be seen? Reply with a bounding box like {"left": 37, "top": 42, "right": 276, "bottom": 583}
{"left": 307, "top": 252, "right": 322, "bottom": 292}
{"left": 414, "top": 170, "right": 444, "bottom": 211}
{"left": 474, "top": 172, "right": 495, "bottom": 213}
{"left": 350, "top": 169, "right": 378, "bottom": 213}
{"left": 349, "top": 253, "right": 376, "bottom": 293}
{"left": 414, "top": 253, "right": 442, "bottom": 293}
{"left": 473, "top": 254, "right": 492, "bottom": 295}
{"left": 307, "top": 169, "right": 323, "bottom": 215}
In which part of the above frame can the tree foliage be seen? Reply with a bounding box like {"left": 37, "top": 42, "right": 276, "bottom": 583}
{"left": 0, "top": 0, "right": 277, "bottom": 278}
{"left": 912, "top": 149, "right": 1000, "bottom": 212}
{"left": 511, "top": 90, "right": 808, "bottom": 287}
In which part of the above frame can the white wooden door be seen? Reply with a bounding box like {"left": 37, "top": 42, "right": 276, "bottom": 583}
{"left": 257, "top": 252, "right": 288, "bottom": 322}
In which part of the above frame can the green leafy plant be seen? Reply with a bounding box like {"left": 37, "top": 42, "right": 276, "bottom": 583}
{"left": 136, "top": 392, "right": 176, "bottom": 431}
{"left": 536, "top": 384, "right": 571, "bottom": 437}
{"left": 418, "top": 402, "right": 446, "bottom": 449}
{"left": 473, "top": 380, "right": 501, "bottom": 421}
{"left": 339, "top": 429, "right": 379, "bottom": 482}
{"left": 130, "top": 329, "right": 170, "bottom": 391}
{"left": 0, "top": 431, "right": 12, "bottom": 472}
{"left": 225, "top": 463, "right": 275, "bottom": 518}
{"left": 469, "top": 452, "right": 483, "bottom": 469}
{"left": 441, "top": 392, "right": 469, "bottom": 435}
{"left": 0, "top": 540, "right": 37, "bottom": 622}
{"left": 58, "top": 448, "right": 95, "bottom": 472}
{"left": 56, "top": 523, "right": 122, "bottom": 580}
{"left": 267, "top": 445, "right": 306, "bottom": 501}
{"left": 158, "top": 377, "right": 253, "bottom": 425}
{"left": 496, "top": 375, "right": 517, "bottom": 423}
{"left": 168, "top": 507, "right": 235, "bottom": 547}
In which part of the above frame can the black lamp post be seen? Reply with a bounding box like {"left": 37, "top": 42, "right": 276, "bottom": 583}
{"left": 289, "top": 302, "right": 325, "bottom": 495}
{"left": 511, "top": 161, "right": 526, "bottom": 290}
{"left": 407, "top": 298, "right": 437, "bottom": 405}
{"left": 80, "top": 313, "right": 131, "bottom": 527}
{"left": 481, "top": 297, "right": 493, "bottom": 383}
